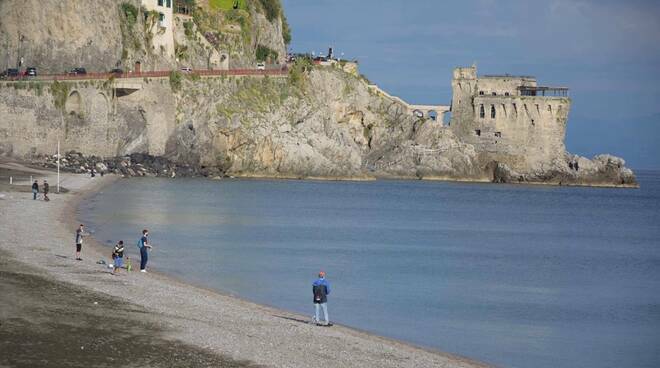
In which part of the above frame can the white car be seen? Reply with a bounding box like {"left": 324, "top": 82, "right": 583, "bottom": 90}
{"left": 256, "top": 63, "right": 266, "bottom": 70}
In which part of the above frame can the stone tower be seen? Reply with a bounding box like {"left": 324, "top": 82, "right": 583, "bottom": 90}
{"left": 449, "top": 66, "right": 571, "bottom": 170}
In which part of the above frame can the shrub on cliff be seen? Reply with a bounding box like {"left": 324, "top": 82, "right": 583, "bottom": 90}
{"left": 288, "top": 58, "right": 313, "bottom": 90}
{"left": 256, "top": 45, "right": 278, "bottom": 62}
{"left": 257, "top": 0, "right": 282, "bottom": 22}
{"left": 121, "top": 3, "right": 138, "bottom": 26}
{"left": 169, "top": 71, "right": 183, "bottom": 92}
{"left": 49, "top": 81, "right": 70, "bottom": 111}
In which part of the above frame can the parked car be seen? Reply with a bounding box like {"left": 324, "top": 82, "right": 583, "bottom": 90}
{"left": 180, "top": 66, "right": 193, "bottom": 73}
{"left": 256, "top": 62, "right": 266, "bottom": 70}
{"left": 0, "top": 68, "right": 19, "bottom": 79}
{"left": 25, "top": 67, "right": 37, "bottom": 77}
{"left": 110, "top": 68, "right": 123, "bottom": 75}
{"left": 68, "top": 67, "right": 87, "bottom": 75}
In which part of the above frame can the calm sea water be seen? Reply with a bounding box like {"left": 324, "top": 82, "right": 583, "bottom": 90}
{"left": 79, "top": 172, "right": 660, "bottom": 368}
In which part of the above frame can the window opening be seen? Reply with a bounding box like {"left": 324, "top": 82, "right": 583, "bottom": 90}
{"left": 490, "top": 105, "right": 496, "bottom": 118}
{"left": 479, "top": 104, "right": 485, "bottom": 118}
{"left": 475, "top": 129, "right": 481, "bottom": 136}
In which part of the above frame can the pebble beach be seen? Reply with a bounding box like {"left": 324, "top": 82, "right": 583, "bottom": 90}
{"left": 0, "top": 162, "right": 488, "bottom": 368}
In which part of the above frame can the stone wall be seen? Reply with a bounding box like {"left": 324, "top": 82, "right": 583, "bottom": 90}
{"left": 0, "top": 79, "right": 175, "bottom": 158}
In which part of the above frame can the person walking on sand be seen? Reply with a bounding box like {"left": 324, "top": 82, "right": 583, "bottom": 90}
{"left": 43, "top": 180, "right": 50, "bottom": 201}
{"left": 112, "top": 240, "right": 125, "bottom": 275}
{"left": 312, "top": 271, "right": 331, "bottom": 326}
{"left": 31, "top": 180, "right": 39, "bottom": 200}
{"left": 75, "top": 224, "right": 85, "bottom": 260}
{"left": 137, "top": 229, "right": 152, "bottom": 273}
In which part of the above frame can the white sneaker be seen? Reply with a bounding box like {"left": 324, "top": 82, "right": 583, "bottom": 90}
{"left": 140, "top": 269, "right": 147, "bottom": 273}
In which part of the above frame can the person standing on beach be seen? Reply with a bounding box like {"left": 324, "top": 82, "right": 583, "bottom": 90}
{"left": 75, "top": 224, "right": 85, "bottom": 260}
{"left": 112, "top": 241, "right": 125, "bottom": 275}
{"left": 312, "top": 271, "right": 331, "bottom": 326}
{"left": 43, "top": 180, "right": 49, "bottom": 202}
{"left": 31, "top": 180, "right": 38, "bottom": 200}
{"left": 137, "top": 229, "right": 152, "bottom": 273}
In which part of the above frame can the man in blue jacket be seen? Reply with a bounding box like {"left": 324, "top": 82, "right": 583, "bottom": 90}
{"left": 312, "top": 271, "right": 331, "bottom": 326}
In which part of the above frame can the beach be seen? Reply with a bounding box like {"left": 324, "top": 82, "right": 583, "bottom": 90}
{"left": 0, "top": 162, "right": 487, "bottom": 368}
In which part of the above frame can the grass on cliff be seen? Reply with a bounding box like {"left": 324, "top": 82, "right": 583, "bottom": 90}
{"left": 210, "top": 0, "right": 247, "bottom": 11}
{"left": 49, "top": 81, "right": 70, "bottom": 111}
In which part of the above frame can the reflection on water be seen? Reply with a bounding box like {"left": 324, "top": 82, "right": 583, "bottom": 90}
{"left": 80, "top": 172, "right": 660, "bottom": 368}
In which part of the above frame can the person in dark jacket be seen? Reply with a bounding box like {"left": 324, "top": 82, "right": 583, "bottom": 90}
{"left": 31, "top": 180, "right": 38, "bottom": 200}
{"left": 137, "top": 229, "right": 152, "bottom": 272}
{"left": 312, "top": 271, "right": 331, "bottom": 326}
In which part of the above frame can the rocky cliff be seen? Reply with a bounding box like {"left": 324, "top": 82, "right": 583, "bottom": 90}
{"left": 0, "top": 1, "right": 637, "bottom": 187}
{"left": 0, "top": 0, "right": 287, "bottom": 72}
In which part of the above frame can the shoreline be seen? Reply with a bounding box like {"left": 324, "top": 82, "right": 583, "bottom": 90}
{"left": 1, "top": 163, "right": 489, "bottom": 368}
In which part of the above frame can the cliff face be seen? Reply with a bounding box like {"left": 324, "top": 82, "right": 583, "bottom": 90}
{"left": 0, "top": 0, "right": 287, "bottom": 73}
{"left": 0, "top": 0, "right": 125, "bottom": 73}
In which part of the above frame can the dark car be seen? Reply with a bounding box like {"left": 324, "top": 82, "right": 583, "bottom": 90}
{"left": 0, "top": 68, "right": 19, "bottom": 79}
{"left": 25, "top": 67, "right": 37, "bottom": 77}
{"left": 110, "top": 68, "right": 123, "bottom": 75}
{"left": 68, "top": 67, "right": 87, "bottom": 75}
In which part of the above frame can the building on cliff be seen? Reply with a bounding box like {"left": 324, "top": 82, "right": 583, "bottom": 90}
{"left": 141, "top": 0, "right": 176, "bottom": 58}
{"left": 450, "top": 66, "right": 571, "bottom": 169}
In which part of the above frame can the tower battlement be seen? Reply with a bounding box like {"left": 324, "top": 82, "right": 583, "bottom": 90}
{"left": 450, "top": 66, "right": 571, "bottom": 169}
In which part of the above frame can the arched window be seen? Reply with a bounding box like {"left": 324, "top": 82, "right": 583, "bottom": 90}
{"left": 479, "top": 104, "right": 485, "bottom": 118}
{"left": 491, "top": 105, "right": 496, "bottom": 118}
{"left": 492, "top": 92, "right": 497, "bottom": 96}
{"left": 479, "top": 91, "right": 484, "bottom": 95}
{"left": 504, "top": 92, "right": 510, "bottom": 96}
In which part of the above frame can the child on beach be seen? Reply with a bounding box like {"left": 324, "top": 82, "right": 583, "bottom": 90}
{"left": 75, "top": 224, "right": 85, "bottom": 261}
{"left": 112, "top": 241, "right": 125, "bottom": 275}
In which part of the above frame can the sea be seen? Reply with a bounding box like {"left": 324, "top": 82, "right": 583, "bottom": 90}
{"left": 79, "top": 171, "right": 660, "bottom": 368}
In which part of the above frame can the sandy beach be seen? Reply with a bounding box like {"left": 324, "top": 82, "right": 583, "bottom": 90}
{"left": 0, "top": 162, "right": 488, "bottom": 368}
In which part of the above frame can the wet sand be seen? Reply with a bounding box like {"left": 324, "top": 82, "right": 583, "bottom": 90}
{"left": 0, "top": 162, "right": 488, "bottom": 368}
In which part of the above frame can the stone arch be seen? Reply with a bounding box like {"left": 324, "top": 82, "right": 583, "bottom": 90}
{"left": 89, "top": 92, "right": 109, "bottom": 122}
{"left": 413, "top": 109, "right": 424, "bottom": 118}
{"left": 427, "top": 110, "right": 438, "bottom": 121}
{"left": 65, "top": 91, "right": 82, "bottom": 115}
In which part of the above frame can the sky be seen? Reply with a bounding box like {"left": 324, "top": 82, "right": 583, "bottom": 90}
{"left": 281, "top": 0, "right": 660, "bottom": 169}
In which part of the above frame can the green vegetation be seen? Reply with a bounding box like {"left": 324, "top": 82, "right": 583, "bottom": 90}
{"left": 49, "top": 81, "right": 70, "bottom": 111}
{"left": 121, "top": 3, "right": 138, "bottom": 26}
{"left": 281, "top": 13, "right": 292, "bottom": 44}
{"left": 183, "top": 20, "right": 195, "bottom": 39}
{"left": 256, "top": 0, "right": 282, "bottom": 22}
{"left": 209, "top": 0, "right": 247, "bottom": 11}
{"left": 215, "top": 76, "right": 290, "bottom": 119}
{"left": 118, "top": 2, "right": 142, "bottom": 60}
{"left": 288, "top": 58, "right": 313, "bottom": 89}
{"left": 169, "top": 71, "right": 183, "bottom": 92}
{"left": 256, "top": 45, "right": 278, "bottom": 62}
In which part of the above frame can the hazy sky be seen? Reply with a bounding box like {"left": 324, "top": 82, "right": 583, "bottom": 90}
{"left": 281, "top": 0, "right": 660, "bottom": 169}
